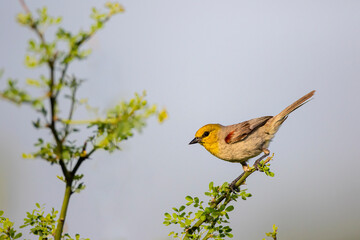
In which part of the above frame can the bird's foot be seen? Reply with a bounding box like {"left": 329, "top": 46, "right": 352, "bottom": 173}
{"left": 254, "top": 152, "right": 270, "bottom": 170}
{"left": 263, "top": 148, "right": 270, "bottom": 155}
{"left": 241, "top": 162, "right": 250, "bottom": 172}
{"left": 229, "top": 172, "right": 246, "bottom": 193}
{"left": 229, "top": 179, "right": 241, "bottom": 193}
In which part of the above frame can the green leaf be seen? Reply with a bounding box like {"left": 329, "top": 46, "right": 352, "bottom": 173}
{"left": 16, "top": 12, "right": 32, "bottom": 25}
{"left": 22, "top": 153, "right": 35, "bottom": 159}
{"left": 219, "top": 204, "right": 225, "bottom": 211}
{"left": 225, "top": 206, "right": 234, "bottom": 212}
{"left": 24, "top": 55, "right": 38, "bottom": 68}
{"left": 14, "top": 233, "right": 23, "bottom": 239}
{"left": 62, "top": 150, "right": 71, "bottom": 160}
{"left": 273, "top": 224, "right": 278, "bottom": 231}
{"left": 185, "top": 196, "right": 193, "bottom": 201}
{"left": 26, "top": 78, "right": 41, "bottom": 87}
{"left": 57, "top": 175, "right": 65, "bottom": 182}
{"left": 158, "top": 108, "right": 168, "bottom": 123}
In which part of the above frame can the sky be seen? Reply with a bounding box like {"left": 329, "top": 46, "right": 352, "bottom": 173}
{"left": 1, "top": 0, "right": 360, "bottom": 239}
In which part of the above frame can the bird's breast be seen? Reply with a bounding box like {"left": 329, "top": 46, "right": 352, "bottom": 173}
{"left": 202, "top": 141, "right": 220, "bottom": 157}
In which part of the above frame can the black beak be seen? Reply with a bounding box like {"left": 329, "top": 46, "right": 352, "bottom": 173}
{"left": 189, "top": 137, "right": 201, "bottom": 145}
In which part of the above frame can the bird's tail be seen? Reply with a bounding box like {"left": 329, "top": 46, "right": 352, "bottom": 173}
{"left": 266, "top": 90, "right": 315, "bottom": 136}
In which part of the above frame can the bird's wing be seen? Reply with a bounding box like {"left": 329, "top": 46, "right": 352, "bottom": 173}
{"left": 225, "top": 116, "right": 272, "bottom": 144}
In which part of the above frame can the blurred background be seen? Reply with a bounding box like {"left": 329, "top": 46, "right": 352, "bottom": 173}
{"left": 1, "top": 0, "right": 359, "bottom": 239}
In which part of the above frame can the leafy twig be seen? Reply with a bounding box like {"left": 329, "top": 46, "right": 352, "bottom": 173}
{"left": 164, "top": 155, "right": 274, "bottom": 240}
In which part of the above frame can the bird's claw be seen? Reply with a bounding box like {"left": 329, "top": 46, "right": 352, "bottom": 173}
{"left": 254, "top": 152, "right": 270, "bottom": 170}
{"left": 254, "top": 159, "right": 262, "bottom": 170}
{"left": 229, "top": 173, "right": 245, "bottom": 193}
{"left": 229, "top": 181, "right": 240, "bottom": 193}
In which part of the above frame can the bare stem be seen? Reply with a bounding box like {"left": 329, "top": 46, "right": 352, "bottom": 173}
{"left": 202, "top": 232, "right": 213, "bottom": 240}
{"left": 72, "top": 147, "right": 97, "bottom": 175}
{"left": 55, "top": 64, "right": 69, "bottom": 99}
{"left": 62, "top": 78, "right": 78, "bottom": 142}
{"left": 19, "top": 0, "right": 30, "bottom": 14}
{"left": 54, "top": 183, "right": 72, "bottom": 240}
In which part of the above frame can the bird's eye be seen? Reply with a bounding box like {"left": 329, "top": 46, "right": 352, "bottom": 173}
{"left": 202, "top": 131, "right": 210, "bottom": 137}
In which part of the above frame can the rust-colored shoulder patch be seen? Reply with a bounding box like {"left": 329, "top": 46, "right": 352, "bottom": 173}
{"left": 225, "top": 130, "right": 235, "bottom": 144}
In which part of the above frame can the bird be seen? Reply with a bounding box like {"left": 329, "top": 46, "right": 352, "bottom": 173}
{"left": 189, "top": 90, "right": 315, "bottom": 171}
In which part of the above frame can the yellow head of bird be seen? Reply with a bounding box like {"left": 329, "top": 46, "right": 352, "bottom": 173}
{"left": 189, "top": 124, "right": 221, "bottom": 156}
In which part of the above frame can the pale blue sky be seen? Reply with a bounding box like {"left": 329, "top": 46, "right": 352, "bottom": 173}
{"left": 1, "top": 1, "right": 360, "bottom": 239}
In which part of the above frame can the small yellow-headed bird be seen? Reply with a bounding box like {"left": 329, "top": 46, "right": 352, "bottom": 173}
{"left": 189, "top": 90, "right": 315, "bottom": 171}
